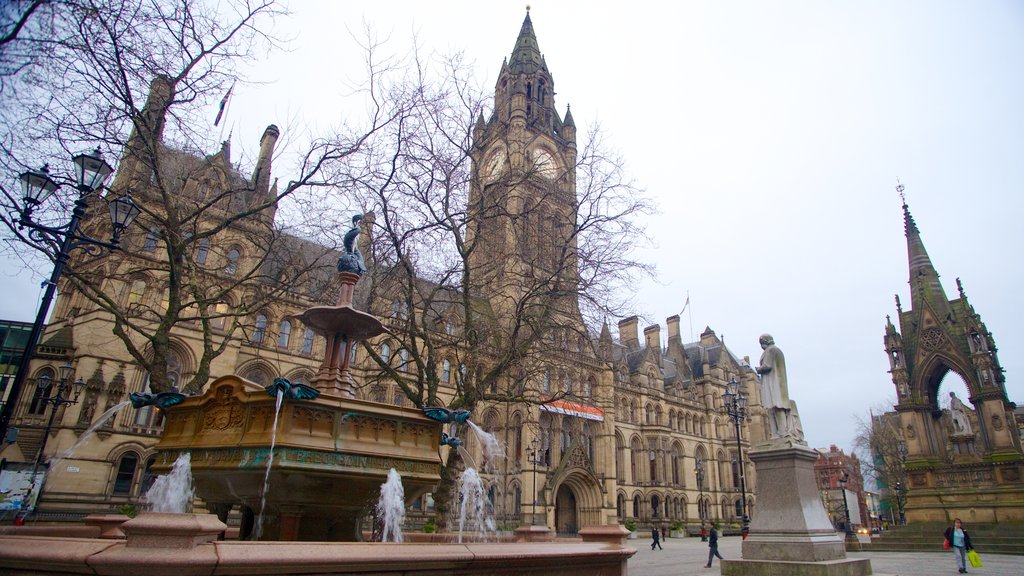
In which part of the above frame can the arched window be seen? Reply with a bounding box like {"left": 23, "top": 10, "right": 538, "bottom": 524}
{"left": 645, "top": 403, "right": 654, "bottom": 424}
{"left": 225, "top": 247, "right": 240, "bottom": 275}
{"left": 399, "top": 348, "right": 409, "bottom": 368}
{"left": 632, "top": 495, "right": 640, "bottom": 518}
{"left": 441, "top": 359, "right": 451, "bottom": 383}
{"left": 113, "top": 453, "right": 139, "bottom": 495}
{"left": 27, "top": 367, "right": 56, "bottom": 415}
{"left": 142, "top": 228, "right": 159, "bottom": 252}
{"left": 127, "top": 279, "right": 146, "bottom": 308}
{"left": 380, "top": 343, "right": 391, "bottom": 364}
{"left": 277, "top": 320, "right": 291, "bottom": 348}
{"left": 211, "top": 300, "right": 229, "bottom": 330}
{"left": 302, "top": 328, "right": 315, "bottom": 354}
{"left": 195, "top": 238, "right": 209, "bottom": 264}
{"left": 543, "top": 369, "right": 551, "bottom": 394}
{"left": 584, "top": 376, "right": 595, "bottom": 398}
{"left": 617, "top": 493, "right": 625, "bottom": 519}
{"left": 252, "top": 314, "right": 267, "bottom": 344}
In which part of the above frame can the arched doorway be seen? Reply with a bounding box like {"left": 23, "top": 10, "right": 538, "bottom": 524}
{"left": 555, "top": 483, "right": 578, "bottom": 535}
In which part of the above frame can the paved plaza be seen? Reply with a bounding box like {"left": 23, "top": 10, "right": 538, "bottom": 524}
{"left": 626, "top": 535, "right": 1023, "bottom": 576}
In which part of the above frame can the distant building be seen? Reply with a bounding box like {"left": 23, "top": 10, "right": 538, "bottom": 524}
{"left": 0, "top": 320, "right": 33, "bottom": 434}
{"left": 814, "top": 445, "right": 867, "bottom": 531}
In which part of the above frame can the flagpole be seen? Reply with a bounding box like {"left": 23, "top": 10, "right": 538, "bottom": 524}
{"left": 687, "top": 291, "right": 693, "bottom": 343}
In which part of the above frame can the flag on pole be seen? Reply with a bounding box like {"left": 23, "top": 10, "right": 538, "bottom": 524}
{"left": 213, "top": 82, "right": 235, "bottom": 126}
{"left": 680, "top": 293, "right": 690, "bottom": 315}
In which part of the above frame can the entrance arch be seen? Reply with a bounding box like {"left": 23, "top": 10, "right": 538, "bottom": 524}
{"left": 555, "top": 484, "right": 577, "bottom": 535}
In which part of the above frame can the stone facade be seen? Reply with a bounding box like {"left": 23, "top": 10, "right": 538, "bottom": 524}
{"left": 0, "top": 12, "right": 765, "bottom": 534}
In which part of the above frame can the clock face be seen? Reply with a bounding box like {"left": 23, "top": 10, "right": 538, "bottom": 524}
{"left": 532, "top": 148, "right": 558, "bottom": 179}
{"left": 484, "top": 146, "right": 507, "bottom": 182}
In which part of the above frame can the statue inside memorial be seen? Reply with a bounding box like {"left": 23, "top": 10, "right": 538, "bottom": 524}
{"left": 948, "top": 391, "right": 973, "bottom": 435}
{"left": 756, "top": 333, "right": 805, "bottom": 444}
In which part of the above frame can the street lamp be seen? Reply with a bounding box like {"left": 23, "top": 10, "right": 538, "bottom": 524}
{"left": 0, "top": 148, "right": 139, "bottom": 444}
{"left": 722, "top": 377, "right": 749, "bottom": 537}
{"left": 839, "top": 471, "right": 854, "bottom": 538}
{"left": 24, "top": 361, "right": 85, "bottom": 513}
{"left": 526, "top": 437, "right": 543, "bottom": 525}
{"left": 695, "top": 456, "right": 706, "bottom": 541}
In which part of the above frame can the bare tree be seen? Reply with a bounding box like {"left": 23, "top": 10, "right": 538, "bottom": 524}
{"left": 852, "top": 402, "right": 907, "bottom": 524}
{"left": 331, "top": 48, "right": 654, "bottom": 521}
{"left": 0, "top": 1, "right": 409, "bottom": 394}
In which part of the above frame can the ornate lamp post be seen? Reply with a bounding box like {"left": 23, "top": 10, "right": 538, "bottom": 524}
{"left": 526, "top": 437, "right": 542, "bottom": 525}
{"left": 695, "top": 456, "right": 706, "bottom": 541}
{"left": 839, "top": 471, "right": 854, "bottom": 538}
{"left": 0, "top": 149, "right": 139, "bottom": 444}
{"left": 722, "top": 377, "right": 749, "bottom": 537}
{"left": 25, "top": 361, "right": 85, "bottom": 513}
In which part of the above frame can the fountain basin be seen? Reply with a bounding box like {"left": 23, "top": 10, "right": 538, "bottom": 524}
{"left": 153, "top": 375, "right": 442, "bottom": 540}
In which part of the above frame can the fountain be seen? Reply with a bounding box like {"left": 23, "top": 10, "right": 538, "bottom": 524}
{"left": 147, "top": 214, "right": 442, "bottom": 541}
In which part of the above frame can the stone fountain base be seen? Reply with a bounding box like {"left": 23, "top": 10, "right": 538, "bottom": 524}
{"left": 153, "top": 375, "right": 443, "bottom": 541}
{"left": 0, "top": 512, "right": 635, "bottom": 575}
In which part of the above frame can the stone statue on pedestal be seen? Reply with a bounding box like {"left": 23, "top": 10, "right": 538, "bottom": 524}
{"left": 755, "top": 334, "right": 804, "bottom": 444}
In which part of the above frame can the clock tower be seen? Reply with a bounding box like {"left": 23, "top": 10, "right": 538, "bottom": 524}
{"left": 468, "top": 10, "right": 579, "bottom": 320}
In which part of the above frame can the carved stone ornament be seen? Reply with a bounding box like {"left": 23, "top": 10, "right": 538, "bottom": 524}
{"left": 906, "top": 424, "right": 916, "bottom": 439}
{"left": 920, "top": 327, "right": 946, "bottom": 350}
{"left": 991, "top": 413, "right": 1003, "bottom": 431}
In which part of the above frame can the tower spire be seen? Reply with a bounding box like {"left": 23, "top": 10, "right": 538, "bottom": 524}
{"left": 900, "top": 184, "right": 947, "bottom": 310}
{"left": 509, "top": 9, "right": 546, "bottom": 75}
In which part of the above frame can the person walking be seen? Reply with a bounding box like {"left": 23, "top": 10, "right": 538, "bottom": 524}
{"left": 650, "top": 526, "right": 663, "bottom": 550}
{"left": 705, "top": 522, "right": 723, "bottom": 568}
{"left": 943, "top": 518, "right": 974, "bottom": 573}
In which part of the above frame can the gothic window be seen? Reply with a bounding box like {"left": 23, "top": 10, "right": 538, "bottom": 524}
{"left": 560, "top": 418, "right": 572, "bottom": 457}
{"left": 672, "top": 447, "right": 681, "bottom": 485}
{"left": 617, "top": 493, "right": 624, "bottom": 518}
{"left": 277, "top": 320, "right": 291, "bottom": 349}
{"left": 441, "top": 359, "right": 451, "bottom": 383}
{"left": 252, "top": 314, "right": 267, "bottom": 345}
{"left": 225, "top": 247, "right": 240, "bottom": 275}
{"left": 113, "top": 453, "right": 139, "bottom": 495}
{"left": 399, "top": 347, "right": 409, "bottom": 369}
{"left": 584, "top": 376, "right": 594, "bottom": 398}
{"left": 543, "top": 369, "right": 551, "bottom": 394}
{"left": 27, "top": 367, "right": 56, "bottom": 415}
{"left": 510, "top": 413, "right": 523, "bottom": 459}
{"left": 126, "top": 279, "right": 146, "bottom": 308}
{"left": 632, "top": 495, "right": 640, "bottom": 518}
{"left": 655, "top": 405, "right": 663, "bottom": 426}
{"left": 380, "top": 343, "right": 391, "bottom": 364}
{"left": 141, "top": 456, "right": 158, "bottom": 495}
{"left": 302, "top": 328, "right": 315, "bottom": 354}
{"left": 392, "top": 390, "right": 406, "bottom": 407}
{"left": 194, "top": 236, "right": 208, "bottom": 264}
{"left": 513, "top": 484, "right": 522, "bottom": 514}
{"left": 142, "top": 228, "right": 159, "bottom": 252}
{"left": 211, "top": 300, "right": 229, "bottom": 330}
{"left": 645, "top": 403, "right": 653, "bottom": 424}
{"left": 370, "top": 384, "right": 387, "bottom": 403}
{"left": 539, "top": 412, "right": 553, "bottom": 466}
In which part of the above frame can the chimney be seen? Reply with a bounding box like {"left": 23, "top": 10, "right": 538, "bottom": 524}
{"left": 618, "top": 316, "right": 639, "bottom": 350}
{"left": 666, "top": 315, "right": 680, "bottom": 343}
{"left": 644, "top": 324, "right": 661, "bottom": 352}
{"left": 253, "top": 124, "right": 280, "bottom": 196}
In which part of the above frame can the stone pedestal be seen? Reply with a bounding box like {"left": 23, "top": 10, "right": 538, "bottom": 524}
{"left": 721, "top": 443, "right": 871, "bottom": 576}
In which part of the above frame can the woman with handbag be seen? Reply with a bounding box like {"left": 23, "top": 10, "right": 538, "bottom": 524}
{"left": 943, "top": 518, "right": 974, "bottom": 573}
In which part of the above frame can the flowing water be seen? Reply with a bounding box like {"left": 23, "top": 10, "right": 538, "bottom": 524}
{"left": 455, "top": 467, "right": 495, "bottom": 543}
{"left": 467, "top": 421, "right": 504, "bottom": 475}
{"left": 376, "top": 468, "right": 405, "bottom": 542}
{"left": 251, "top": 389, "right": 285, "bottom": 540}
{"left": 144, "top": 452, "right": 194, "bottom": 513}
{"left": 47, "top": 400, "right": 132, "bottom": 472}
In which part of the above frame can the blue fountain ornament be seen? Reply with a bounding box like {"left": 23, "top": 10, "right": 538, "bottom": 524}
{"left": 129, "top": 390, "right": 187, "bottom": 410}
{"left": 265, "top": 377, "right": 321, "bottom": 400}
{"left": 440, "top": 432, "right": 462, "bottom": 448}
{"left": 421, "top": 406, "right": 471, "bottom": 425}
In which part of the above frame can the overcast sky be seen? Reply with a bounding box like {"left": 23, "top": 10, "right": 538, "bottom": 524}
{"left": 2, "top": 0, "right": 1021, "bottom": 457}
